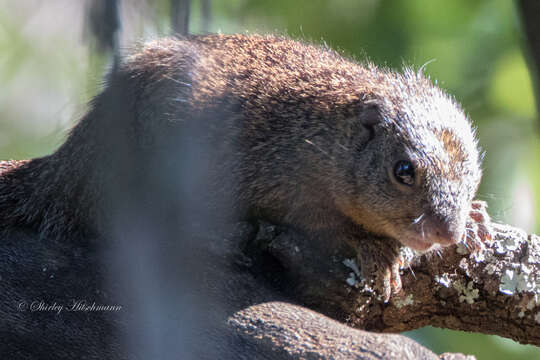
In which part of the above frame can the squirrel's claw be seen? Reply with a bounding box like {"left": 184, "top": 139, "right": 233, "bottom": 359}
{"left": 464, "top": 200, "right": 492, "bottom": 252}
{"left": 355, "top": 237, "right": 402, "bottom": 302}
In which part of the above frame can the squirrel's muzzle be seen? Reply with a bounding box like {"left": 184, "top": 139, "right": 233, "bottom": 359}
{"left": 423, "top": 213, "right": 463, "bottom": 247}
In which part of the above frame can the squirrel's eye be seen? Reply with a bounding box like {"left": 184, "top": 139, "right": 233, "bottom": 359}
{"left": 393, "top": 160, "right": 415, "bottom": 186}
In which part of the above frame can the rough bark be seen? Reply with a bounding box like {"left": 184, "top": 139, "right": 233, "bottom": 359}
{"left": 230, "top": 301, "right": 473, "bottom": 360}
{"left": 229, "top": 218, "right": 540, "bottom": 358}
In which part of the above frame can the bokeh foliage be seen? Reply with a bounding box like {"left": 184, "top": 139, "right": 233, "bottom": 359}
{"left": 1, "top": 1, "right": 539, "bottom": 359}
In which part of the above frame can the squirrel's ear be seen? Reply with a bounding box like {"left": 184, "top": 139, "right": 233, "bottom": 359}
{"left": 346, "top": 103, "right": 381, "bottom": 146}
{"left": 355, "top": 103, "right": 382, "bottom": 143}
{"left": 358, "top": 103, "right": 382, "bottom": 128}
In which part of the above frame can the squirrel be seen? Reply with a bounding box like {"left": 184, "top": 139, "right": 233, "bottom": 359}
{"left": 0, "top": 33, "right": 489, "bottom": 309}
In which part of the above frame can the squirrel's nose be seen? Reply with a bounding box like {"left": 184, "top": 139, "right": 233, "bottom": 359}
{"left": 425, "top": 215, "right": 463, "bottom": 246}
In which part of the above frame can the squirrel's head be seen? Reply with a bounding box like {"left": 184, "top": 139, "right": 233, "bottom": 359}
{"left": 333, "top": 69, "right": 482, "bottom": 251}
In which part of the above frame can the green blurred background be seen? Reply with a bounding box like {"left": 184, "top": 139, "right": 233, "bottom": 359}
{"left": 1, "top": 1, "right": 539, "bottom": 359}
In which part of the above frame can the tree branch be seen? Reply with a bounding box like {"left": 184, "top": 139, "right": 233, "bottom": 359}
{"left": 230, "top": 301, "right": 474, "bottom": 360}
{"left": 237, "top": 218, "right": 539, "bottom": 354}
{"left": 370, "top": 223, "right": 540, "bottom": 343}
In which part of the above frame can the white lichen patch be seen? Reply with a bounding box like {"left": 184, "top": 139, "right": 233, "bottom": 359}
{"left": 343, "top": 258, "right": 361, "bottom": 287}
{"left": 530, "top": 235, "right": 540, "bottom": 260}
{"left": 346, "top": 273, "right": 357, "bottom": 287}
{"left": 499, "top": 268, "right": 535, "bottom": 295}
{"left": 456, "top": 242, "right": 469, "bottom": 255}
{"left": 500, "top": 269, "right": 519, "bottom": 295}
{"left": 493, "top": 228, "right": 526, "bottom": 254}
{"left": 435, "top": 273, "right": 452, "bottom": 288}
{"left": 535, "top": 312, "right": 540, "bottom": 325}
{"left": 343, "top": 258, "right": 361, "bottom": 277}
{"left": 494, "top": 241, "right": 508, "bottom": 255}
{"left": 453, "top": 280, "right": 479, "bottom": 304}
{"left": 471, "top": 248, "right": 486, "bottom": 262}
{"left": 394, "top": 294, "right": 414, "bottom": 309}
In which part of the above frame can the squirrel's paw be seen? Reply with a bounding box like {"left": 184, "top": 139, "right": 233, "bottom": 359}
{"left": 355, "top": 239, "right": 402, "bottom": 302}
{"left": 464, "top": 200, "right": 492, "bottom": 252}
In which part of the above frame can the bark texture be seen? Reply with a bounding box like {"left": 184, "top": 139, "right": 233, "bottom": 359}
{"left": 228, "top": 218, "right": 539, "bottom": 358}
{"left": 230, "top": 301, "right": 472, "bottom": 360}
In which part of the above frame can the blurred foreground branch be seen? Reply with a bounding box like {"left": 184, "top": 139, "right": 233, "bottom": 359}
{"left": 517, "top": 0, "right": 540, "bottom": 123}
{"left": 171, "top": 0, "right": 191, "bottom": 35}
{"left": 85, "top": 0, "right": 120, "bottom": 56}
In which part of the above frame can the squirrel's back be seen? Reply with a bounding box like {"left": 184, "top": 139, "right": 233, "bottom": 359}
{"left": 1, "top": 34, "right": 481, "bottom": 252}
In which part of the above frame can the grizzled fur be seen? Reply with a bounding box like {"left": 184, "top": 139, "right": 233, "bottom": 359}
{"left": 0, "top": 34, "right": 481, "bottom": 358}
{"left": 0, "top": 34, "right": 481, "bottom": 247}
{"left": 122, "top": 34, "right": 481, "bottom": 250}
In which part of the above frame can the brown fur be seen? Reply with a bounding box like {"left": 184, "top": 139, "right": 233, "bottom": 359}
{"left": 0, "top": 35, "right": 482, "bottom": 357}
{"left": 1, "top": 33, "right": 481, "bottom": 287}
